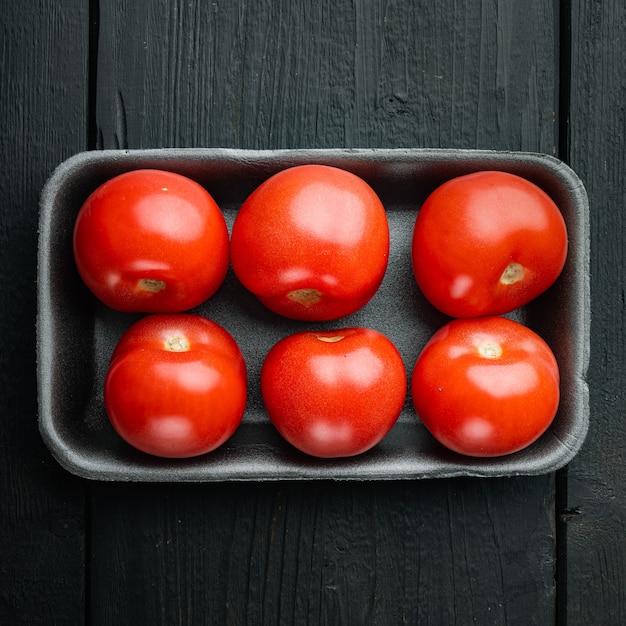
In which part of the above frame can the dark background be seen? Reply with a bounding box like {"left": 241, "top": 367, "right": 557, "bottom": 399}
{"left": 1, "top": 1, "right": 624, "bottom": 624}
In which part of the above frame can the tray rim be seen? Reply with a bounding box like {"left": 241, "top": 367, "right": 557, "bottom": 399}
{"left": 37, "top": 147, "right": 590, "bottom": 482}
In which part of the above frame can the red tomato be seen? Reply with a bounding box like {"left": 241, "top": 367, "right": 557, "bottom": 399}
{"left": 261, "top": 328, "right": 406, "bottom": 458}
{"left": 73, "top": 169, "right": 229, "bottom": 312}
{"left": 230, "top": 165, "right": 389, "bottom": 321}
{"left": 411, "top": 171, "right": 568, "bottom": 317}
{"left": 411, "top": 316, "right": 560, "bottom": 457}
{"left": 104, "top": 314, "right": 247, "bottom": 458}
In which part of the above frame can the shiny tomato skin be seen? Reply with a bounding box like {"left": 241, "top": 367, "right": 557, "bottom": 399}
{"left": 230, "top": 165, "right": 390, "bottom": 321}
{"left": 412, "top": 171, "right": 568, "bottom": 318}
{"left": 104, "top": 314, "right": 247, "bottom": 458}
{"left": 411, "top": 316, "right": 560, "bottom": 457}
{"left": 73, "top": 169, "right": 229, "bottom": 313}
{"left": 261, "top": 328, "right": 406, "bottom": 458}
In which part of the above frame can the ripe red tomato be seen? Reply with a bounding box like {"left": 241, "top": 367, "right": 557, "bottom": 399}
{"left": 411, "top": 316, "right": 560, "bottom": 457}
{"left": 261, "top": 328, "right": 406, "bottom": 458}
{"left": 411, "top": 171, "right": 568, "bottom": 318}
{"left": 230, "top": 165, "right": 389, "bottom": 321}
{"left": 104, "top": 314, "right": 247, "bottom": 458}
{"left": 73, "top": 169, "right": 229, "bottom": 312}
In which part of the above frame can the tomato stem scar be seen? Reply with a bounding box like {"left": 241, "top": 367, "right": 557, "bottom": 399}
{"left": 316, "top": 335, "right": 345, "bottom": 343}
{"left": 287, "top": 288, "right": 322, "bottom": 307}
{"left": 138, "top": 278, "right": 166, "bottom": 293}
{"left": 500, "top": 262, "right": 524, "bottom": 285}
{"left": 478, "top": 342, "right": 502, "bottom": 359}
{"left": 165, "top": 336, "right": 190, "bottom": 352}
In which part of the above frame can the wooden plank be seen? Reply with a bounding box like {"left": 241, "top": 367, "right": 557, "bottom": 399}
{"left": 90, "top": 1, "right": 561, "bottom": 623}
{"left": 95, "top": 0, "right": 557, "bottom": 152}
{"left": 564, "top": 0, "right": 626, "bottom": 622}
{"left": 91, "top": 478, "right": 556, "bottom": 625}
{"left": 0, "top": 2, "right": 89, "bottom": 623}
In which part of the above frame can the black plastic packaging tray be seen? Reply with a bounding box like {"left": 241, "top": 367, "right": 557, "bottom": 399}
{"left": 37, "top": 148, "right": 590, "bottom": 481}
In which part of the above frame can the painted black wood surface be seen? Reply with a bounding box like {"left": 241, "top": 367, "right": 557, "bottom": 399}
{"left": 0, "top": 1, "right": 623, "bottom": 624}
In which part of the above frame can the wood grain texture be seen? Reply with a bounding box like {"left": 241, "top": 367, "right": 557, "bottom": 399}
{"left": 95, "top": 0, "right": 557, "bottom": 153}
{"left": 565, "top": 0, "right": 626, "bottom": 623}
{"left": 0, "top": 1, "right": 89, "bottom": 623}
{"left": 89, "top": 1, "right": 560, "bottom": 624}
{"left": 90, "top": 479, "right": 556, "bottom": 625}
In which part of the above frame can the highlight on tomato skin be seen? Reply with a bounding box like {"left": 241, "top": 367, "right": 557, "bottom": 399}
{"left": 411, "top": 316, "right": 560, "bottom": 458}
{"left": 230, "top": 164, "right": 390, "bottom": 321}
{"left": 260, "top": 327, "right": 407, "bottom": 458}
{"left": 411, "top": 170, "right": 568, "bottom": 318}
{"left": 73, "top": 169, "right": 230, "bottom": 313}
{"left": 104, "top": 314, "right": 247, "bottom": 459}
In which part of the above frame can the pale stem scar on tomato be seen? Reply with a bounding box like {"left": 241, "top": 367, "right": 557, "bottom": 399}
{"left": 316, "top": 335, "right": 345, "bottom": 343}
{"left": 499, "top": 262, "right": 524, "bottom": 285}
{"left": 477, "top": 342, "right": 503, "bottom": 359}
{"left": 287, "top": 288, "right": 322, "bottom": 307}
{"left": 164, "top": 336, "right": 190, "bottom": 352}
{"left": 137, "top": 278, "right": 166, "bottom": 293}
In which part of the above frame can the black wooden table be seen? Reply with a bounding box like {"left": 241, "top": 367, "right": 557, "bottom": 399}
{"left": 1, "top": 1, "right": 624, "bottom": 624}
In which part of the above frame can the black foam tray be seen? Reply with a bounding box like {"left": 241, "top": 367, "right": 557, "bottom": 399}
{"left": 37, "top": 148, "right": 590, "bottom": 481}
